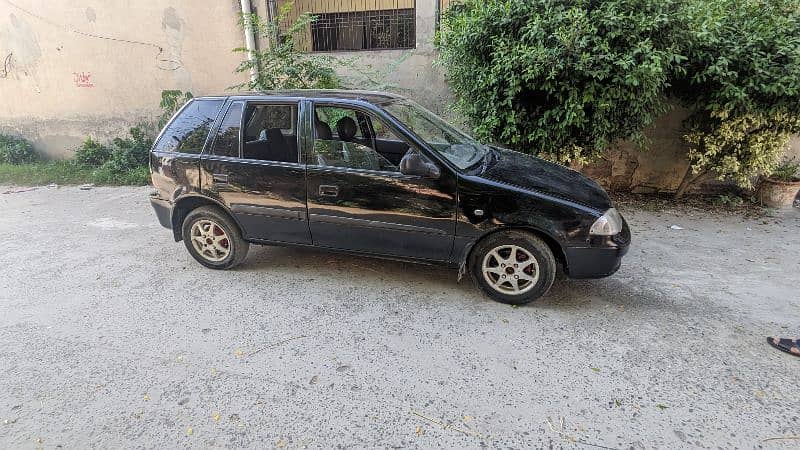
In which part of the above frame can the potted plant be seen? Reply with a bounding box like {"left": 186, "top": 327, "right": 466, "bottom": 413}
{"left": 757, "top": 160, "right": 800, "bottom": 208}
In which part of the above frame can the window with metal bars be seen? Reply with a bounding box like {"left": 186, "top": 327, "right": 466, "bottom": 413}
{"left": 310, "top": 9, "right": 415, "bottom": 51}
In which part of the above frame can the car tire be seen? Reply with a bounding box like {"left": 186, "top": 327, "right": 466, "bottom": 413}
{"left": 469, "top": 230, "right": 557, "bottom": 305}
{"left": 182, "top": 206, "right": 249, "bottom": 270}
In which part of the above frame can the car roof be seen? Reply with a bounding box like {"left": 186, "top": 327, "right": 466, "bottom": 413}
{"left": 198, "top": 89, "right": 406, "bottom": 105}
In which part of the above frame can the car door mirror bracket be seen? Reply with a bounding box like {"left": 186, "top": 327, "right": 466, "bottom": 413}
{"left": 400, "top": 152, "right": 441, "bottom": 179}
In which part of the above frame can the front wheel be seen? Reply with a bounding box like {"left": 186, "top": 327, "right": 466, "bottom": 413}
{"left": 182, "top": 206, "right": 249, "bottom": 270}
{"left": 469, "top": 231, "right": 556, "bottom": 305}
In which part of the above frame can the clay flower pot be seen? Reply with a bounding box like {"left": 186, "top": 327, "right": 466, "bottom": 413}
{"left": 757, "top": 176, "right": 800, "bottom": 208}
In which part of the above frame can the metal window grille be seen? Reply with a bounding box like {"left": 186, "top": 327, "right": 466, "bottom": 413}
{"left": 310, "top": 9, "right": 415, "bottom": 51}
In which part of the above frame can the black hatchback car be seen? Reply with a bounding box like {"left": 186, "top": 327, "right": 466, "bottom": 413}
{"left": 149, "top": 90, "right": 630, "bottom": 304}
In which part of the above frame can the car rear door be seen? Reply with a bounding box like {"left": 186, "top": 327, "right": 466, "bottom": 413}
{"left": 200, "top": 99, "right": 311, "bottom": 244}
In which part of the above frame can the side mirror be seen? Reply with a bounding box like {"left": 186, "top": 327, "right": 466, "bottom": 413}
{"left": 400, "top": 151, "right": 441, "bottom": 179}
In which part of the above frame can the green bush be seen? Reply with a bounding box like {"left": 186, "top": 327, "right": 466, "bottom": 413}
{"left": 0, "top": 134, "right": 39, "bottom": 164}
{"left": 435, "top": 0, "right": 685, "bottom": 164}
{"left": 673, "top": 0, "right": 800, "bottom": 196}
{"left": 768, "top": 159, "right": 799, "bottom": 182}
{"left": 104, "top": 126, "right": 154, "bottom": 173}
{"left": 75, "top": 126, "right": 152, "bottom": 171}
{"left": 74, "top": 138, "right": 112, "bottom": 167}
{"left": 233, "top": 2, "right": 338, "bottom": 90}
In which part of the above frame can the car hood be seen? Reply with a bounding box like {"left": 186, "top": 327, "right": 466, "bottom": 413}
{"left": 479, "top": 147, "right": 612, "bottom": 212}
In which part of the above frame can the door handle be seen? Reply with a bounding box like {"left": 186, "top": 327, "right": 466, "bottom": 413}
{"left": 213, "top": 173, "right": 229, "bottom": 185}
{"left": 319, "top": 184, "right": 339, "bottom": 197}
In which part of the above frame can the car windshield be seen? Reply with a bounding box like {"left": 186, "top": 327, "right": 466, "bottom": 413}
{"left": 381, "top": 100, "right": 487, "bottom": 169}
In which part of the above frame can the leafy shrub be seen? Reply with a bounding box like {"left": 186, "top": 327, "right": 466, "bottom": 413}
{"left": 435, "top": 0, "right": 685, "bottom": 164}
{"left": 768, "top": 160, "right": 799, "bottom": 182}
{"left": 104, "top": 126, "right": 154, "bottom": 173}
{"left": 74, "top": 138, "right": 112, "bottom": 167}
{"left": 233, "top": 1, "right": 338, "bottom": 90}
{"left": 712, "top": 193, "right": 744, "bottom": 207}
{"left": 672, "top": 0, "right": 800, "bottom": 196}
{"left": 0, "top": 134, "right": 39, "bottom": 164}
{"left": 72, "top": 127, "right": 153, "bottom": 185}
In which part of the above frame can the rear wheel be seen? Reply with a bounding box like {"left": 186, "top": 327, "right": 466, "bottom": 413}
{"left": 182, "top": 206, "right": 249, "bottom": 270}
{"left": 469, "top": 231, "right": 556, "bottom": 305}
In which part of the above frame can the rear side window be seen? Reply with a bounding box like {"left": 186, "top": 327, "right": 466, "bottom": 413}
{"left": 210, "top": 102, "right": 244, "bottom": 158}
{"left": 241, "top": 103, "right": 299, "bottom": 162}
{"left": 153, "top": 99, "right": 224, "bottom": 154}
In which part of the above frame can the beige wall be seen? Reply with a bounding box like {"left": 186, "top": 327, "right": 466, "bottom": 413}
{"left": 0, "top": 0, "right": 248, "bottom": 158}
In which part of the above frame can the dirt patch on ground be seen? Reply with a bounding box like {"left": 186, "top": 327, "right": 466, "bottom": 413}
{"left": 612, "top": 192, "right": 797, "bottom": 219}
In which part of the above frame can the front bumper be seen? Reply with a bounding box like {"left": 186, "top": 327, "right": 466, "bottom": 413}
{"left": 564, "top": 219, "right": 631, "bottom": 279}
{"left": 150, "top": 194, "right": 172, "bottom": 229}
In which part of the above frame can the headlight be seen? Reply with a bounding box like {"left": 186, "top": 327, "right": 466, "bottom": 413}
{"left": 590, "top": 208, "right": 623, "bottom": 236}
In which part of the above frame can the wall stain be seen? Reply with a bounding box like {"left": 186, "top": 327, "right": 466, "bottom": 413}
{"left": 162, "top": 7, "right": 191, "bottom": 91}
{"left": 85, "top": 6, "right": 96, "bottom": 23}
{"left": 162, "top": 7, "right": 182, "bottom": 32}
{"left": 0, "top": 13, "right": 42, "bottom": 77}
{"left": 0, "top": 52, "right": 12, "bottom": 78}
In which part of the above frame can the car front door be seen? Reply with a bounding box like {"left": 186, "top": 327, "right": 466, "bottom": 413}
{"left": 201, "top": 99, "right": 311, "bottom": 244}
{"left": 304, "top": 102, "right": 457, "bottom": 261}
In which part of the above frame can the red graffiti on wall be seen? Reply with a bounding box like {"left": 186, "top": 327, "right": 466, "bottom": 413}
{"left": 72, "top": 72, "right": 94, "bottom": 87}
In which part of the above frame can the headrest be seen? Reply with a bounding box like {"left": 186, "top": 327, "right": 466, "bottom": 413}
{"left": 335, "top": 116, "right": 358, "bottom": 141}
{"left": 316, "top": 120, "right": 332, "bottom": 140}
{"left": 265, "top": 128, "right": 285, "bottom": 142}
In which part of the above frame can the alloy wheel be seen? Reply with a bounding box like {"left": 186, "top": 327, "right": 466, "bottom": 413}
{"left": 482, "top": 244, "right": 540, "bottom": 295}
{"left": 189, "top": 219, "right": 231, "bottom": 262}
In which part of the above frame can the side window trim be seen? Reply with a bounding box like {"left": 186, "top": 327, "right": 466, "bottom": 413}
{"left": 242, "top": 100, "right": 302, "bottom": 164}
{"left": 200, "top": 100, "right": 226, "bottom": 156}
{"left": 206, "top": 100, "right": 245, "bottom": 159}
{"left": 309, "top": 163, "right": 425, "bottom": 180}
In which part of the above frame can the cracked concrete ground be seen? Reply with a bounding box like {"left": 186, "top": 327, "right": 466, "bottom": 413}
{"left": 0, "top": 186, "right": 798, "bottom": 449}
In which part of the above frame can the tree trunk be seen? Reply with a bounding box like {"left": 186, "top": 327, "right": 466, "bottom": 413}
{"left": 674, "top": 166, "right": 707, "bottom": 199}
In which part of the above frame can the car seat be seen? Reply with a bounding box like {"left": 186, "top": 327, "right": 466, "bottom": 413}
{"left": 265, "top": 128, "right": 295, "bottom": 162}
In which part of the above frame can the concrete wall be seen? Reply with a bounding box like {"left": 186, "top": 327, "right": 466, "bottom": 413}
{"left": 0, "top": 0, "right": 248, "bottom": 158}
{"left": 320, "top": 0, "right": 453, "bottom": 114}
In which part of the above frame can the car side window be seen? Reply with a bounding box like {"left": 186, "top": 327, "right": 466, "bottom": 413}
{"left": 241, "top": 103, "right": 299, "bottom": 163}
{"left": 210, "top": 102, "right": 243, "bottom": 158}
{"left": 153, "top": 99, "right": 223, "bottom": 154}
{"left": 309, "top": 106, "right": 401, "bottom": 172}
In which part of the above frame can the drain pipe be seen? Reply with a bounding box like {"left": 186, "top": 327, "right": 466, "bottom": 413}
{"left": 240, "top": 0, "right": 258, "bottom": 83}
{"left": 266, "top": 0, "right": 279, "bottom": 45}
{"left": 435, "top": 0, "right": 441, "bottom": 31}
